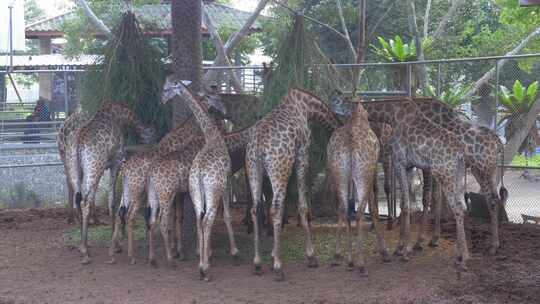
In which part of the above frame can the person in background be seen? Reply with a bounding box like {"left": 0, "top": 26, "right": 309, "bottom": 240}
{"left": 34, "top": 98, "right": 50, "bottom": 121}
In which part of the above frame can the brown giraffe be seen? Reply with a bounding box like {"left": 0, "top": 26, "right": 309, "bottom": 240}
{"left": 65, "top": 102, "right": 156, "bottom": 264}
{"left": 143, "top": 127, "right": 253, "bottom": 268}
{"left": 245, "top": 88, "right": 340, "bottom": 281}
{"left": 358, "top": 98, "right": 469, "bottom": 272}
{"left": 326, "top": 99, "right": 390, "bottom": 276}
{"left": 58, "top": 108, "right": 84, "bottom": 224}
{"left": 161, "top": 76, "right": 231, "bottom": 281}
{"left": 106, "top": 85, "right": 231, "bottom": 260}
{"left": 412, "top": 97, "right": 506, "bottom": 254}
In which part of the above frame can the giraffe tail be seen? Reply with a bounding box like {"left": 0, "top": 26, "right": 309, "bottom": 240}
{"left": 199, "top": 173, "right": 207, "bottom": 222}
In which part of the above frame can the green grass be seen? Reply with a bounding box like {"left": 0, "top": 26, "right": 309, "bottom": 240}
{"left": 63, "top": 219, "right": 147, "bottom": 247}
{"left": 511, "top": 154, "right": 540, "bottom": 167}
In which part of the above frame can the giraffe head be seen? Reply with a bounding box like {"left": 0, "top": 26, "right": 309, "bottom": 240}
{"left": 161, "top": 74, "right": 227, "bottom": 119}
{"left": 329, "top": 89, "right": 352, "bottom": 117}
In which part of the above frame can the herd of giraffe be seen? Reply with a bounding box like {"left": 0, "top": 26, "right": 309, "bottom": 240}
{"left": 58, "top": 73, "right": 506, "bottom": 282}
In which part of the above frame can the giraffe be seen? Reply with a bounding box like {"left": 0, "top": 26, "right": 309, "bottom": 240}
{"left": 245, "top": 88, "right": 340, "bottom": 281}
{"left": 65, "top": 102, "right": 156, "bottom": 264}
{"left": 106, "top": 88, "right": 238, "bottom": 261}
{"left": 142, "top": 127, "right": 253, "bottom": 268}
{"left": 358, "top": 98, "right": 469, "bottom": 272}
{"left": 58, "top": 109, "right": 84, "bottom": 224}
{"left": 411, "top": 97, "right": 506, "bottom": 254}
{"left": 161, "top": 76, "right": 231, "bottom": 282}
{"left": 326, "top": 99, "right": 390, "bottom": 276}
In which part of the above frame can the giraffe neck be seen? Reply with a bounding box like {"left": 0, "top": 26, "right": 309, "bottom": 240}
{"left": 350, "top": 103, "right": 371, "bottom": 134}
{"left": 223, "top": 125, "right": 253, "bottom": 152}
{"left": 290, "top": 88, "right": 341, "bottom": 132}
{"left": 98, "top": 103, "right": 156, "bottom": 144}
{"left": 414, "top": 98, "right": 471, "bottom": 133}
{"left": 174, "top": 88, "right": 220, "bottom": 141}
{"left": 362, "top": 100, "right": 402, "bottom": 125}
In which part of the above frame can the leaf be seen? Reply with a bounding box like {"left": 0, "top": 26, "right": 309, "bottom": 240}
{"left": 393, "top": 37, "right": 406, "bottom": 62}
{"left": 526, "top": 81, "right": 538, "bottom": 102}
{"left": 513, "top": 80, "right": 525, "bottom": 103}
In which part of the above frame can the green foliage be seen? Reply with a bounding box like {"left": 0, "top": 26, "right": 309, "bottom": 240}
{"left": 511, "top": 153, "right": 540, "bottom": 167}
{"left": 499, "top": 80, "right": 538, "bottom": 115}
{"left": 0, "top": 182, "right": 39, "bottom": 208}
{"left": 421, "top": 84, "right": 478, "bottom": 108}
{"left": 63, "top": 0, "right": 162, "bottom": 58}
{"left": 202, "top": 26, "right": 260, "bottom": 64}
{"left": 80, "top": 12, "right": 170, "bottom": 137}
{"left": 64, "top": 219, "right": 147, "bottom": 246}
{"left": 371, "top": 36, "right": 416, "bottom": 62}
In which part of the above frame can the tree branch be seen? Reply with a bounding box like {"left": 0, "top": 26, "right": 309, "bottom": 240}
{"left": 432, "top": 0, "right": 464, "bottom": 39}
{"left": 202, "top": 4, "right": 243, "bottom": 92}
{"left": 406, "top": 0, "right": 427, "bottom": 90}
{"left": 203, "top": 0, "right": 268, "bottom": 85}
{"left": 423, "top": 0, "right": 432, "bottom": 38}
{"left": 367, "top": 1, "right": 395, "bottom": 42}
{"left": 503, "top": 97, "right": 540, "bottom": 166}
{"left": 76, "top": 0, "right": 112, "bottom": 38}
{"left": 335, "top": 0, "right": 357, "bottom": 61}
{"left": 467, "top": 25, "right": 540, "bottom": 98}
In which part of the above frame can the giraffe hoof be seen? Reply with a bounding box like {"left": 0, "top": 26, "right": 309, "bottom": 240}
{"left": 199, "top": 269, "right": 212, "bottom": 282}
{"left": 357, "top": 266, "right": 368, "bottom": 277}
{"left": 106, "top": 258, "right": 116, "bottom": 265}
{"left": 129, "top": 258, "right": 136, "bottom": 265}
{"left": 330, "top": 254, "right": 343, "bottom": 266}
{"left": 400, "top": 255, "right": 410, "bottom": 262}
{"left": 307, "top": 256, "right": 319, "bottom": 268}
{"left": 413, "top": 243, "right": 424, "bottom": 252}
{"left": 253, "top": 264, "right": 263, "bottom": 275}
{"left": 148, "top": 259, "right": 158, "bottom": 268}
{"left": 81, "top": 256, "right": 91, "bottom": 265}
{"left": 347, "top": 262, "right": 354, "bottom": 271}
{"left": 232, "top": 253, "right": 242, "bottom": 266}
{"left": 381, "top": 251, "right": 392, "bottom": 263}
{"left": 273, "top": 268, "right": 285, "bottom": 282}
{"left": 428, "top": 239, "right": 439, "bottom": 248}
{"left": 393, "top": 247, "right": 404, "bottom": 256}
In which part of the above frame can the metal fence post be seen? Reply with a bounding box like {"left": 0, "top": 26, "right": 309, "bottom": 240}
{"left": 63, "top": 71, "right": 69, "bottom": 118}
{"left": 494, "top": 59, "right": 500, "bottom": 130}
{"left": 406, "top": 64, "right": 412, "bottom": 97}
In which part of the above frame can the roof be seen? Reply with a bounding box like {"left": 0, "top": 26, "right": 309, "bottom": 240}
{"left": 0, "top": 54, "right": 99, "bottom": 70}
{"left": 26, "top": 3, "right": 263, "bottom": 39}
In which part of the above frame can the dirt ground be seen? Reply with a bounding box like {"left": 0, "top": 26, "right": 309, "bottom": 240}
{"left": 1, "top": 207, "right": 540, "bottom": 304}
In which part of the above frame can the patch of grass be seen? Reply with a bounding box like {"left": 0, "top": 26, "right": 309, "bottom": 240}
{"left": 511, "top": 154, "right": 540, "bottom": 167}
{"left": 63, "top": 219, "right": 147, "bottom": 247}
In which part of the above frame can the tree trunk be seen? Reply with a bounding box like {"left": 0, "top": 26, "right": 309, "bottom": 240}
{"left": 473, "top": 83, "right": 496, "bottom": 127}
{"left": 202, "top": 4, "right": 243, "bottom": 92}
{"left": 171, "top": 0, "right": 203, "bottom": 260}
{"left": 503, "top": 96, "right": 540, "bottom": 166}
{"left": 423, "top": 0, "right": 432, "bottom": 38}
{"left": 406, "top": 0, "right": 427, "bottom": 92}
{"left": 76, "top": 0, "right": 112, "bottom": 38}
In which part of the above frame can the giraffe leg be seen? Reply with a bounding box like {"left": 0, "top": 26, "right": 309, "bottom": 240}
{"left": 295, "top": 150, "right": 318, "bottom": 268}
{"left": 331, "top": 167, "right": 349, "bottom": 266}
{"left": 107, "top": 209, "right": 123, "bottom": 265}
{"left": 429, "top": 180, "right": 442, "bottom": 247}
{"left": 441, "top": 182, "right": 470, "bottom": 273}
{"left": 395, "top": 166, "right": 412, "bottom": 260}
{"left": 472, "top": 169, "right": 500, "bottom": 255}
{"left": 200, "top": 199, "right": 219, "bottom": 282}
{"left": 246, "top": 154, "right": 264, "bottom": 275}
{"left": 223, "top": 180, "right": 240, "bottom": 262}
{"left": 269, "top": 185, "right": 287, "bottom": 281}
{"left": 174, "top": 194, "right": 184, "bottom": 260}
{"left": 415, "top": 169, "right": 433, "bottom": 251}
{"left": 79, "top": 198, "right": 92, "bottom": 265}
{"left": 365, "top": 173, "right": 390, "bottom": 262}
{"left": 126, "top": 202, "right": 138, "bottom": 265}
{"left": 354, "top": 190, "right": 369, "bottom": 277}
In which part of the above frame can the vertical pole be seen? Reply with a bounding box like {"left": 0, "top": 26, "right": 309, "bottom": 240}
{"left": 8, "top": 5, "right": 13, "bottom": 71}
{"left": 406, "top": 64, "right": 412, "bottom": 97}
{"left": 436, "top": 62, "right": 441, "bottom": 96}
{"left": 494, "top": 59, "right": 500, "bottom": 130}
{"left": 63, "top": 71, "right": 69, "bottom": 118}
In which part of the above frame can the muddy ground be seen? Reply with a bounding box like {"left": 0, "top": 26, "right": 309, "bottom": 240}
{"left": 1, "top": 207, "right": 539, "bottom": 304}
